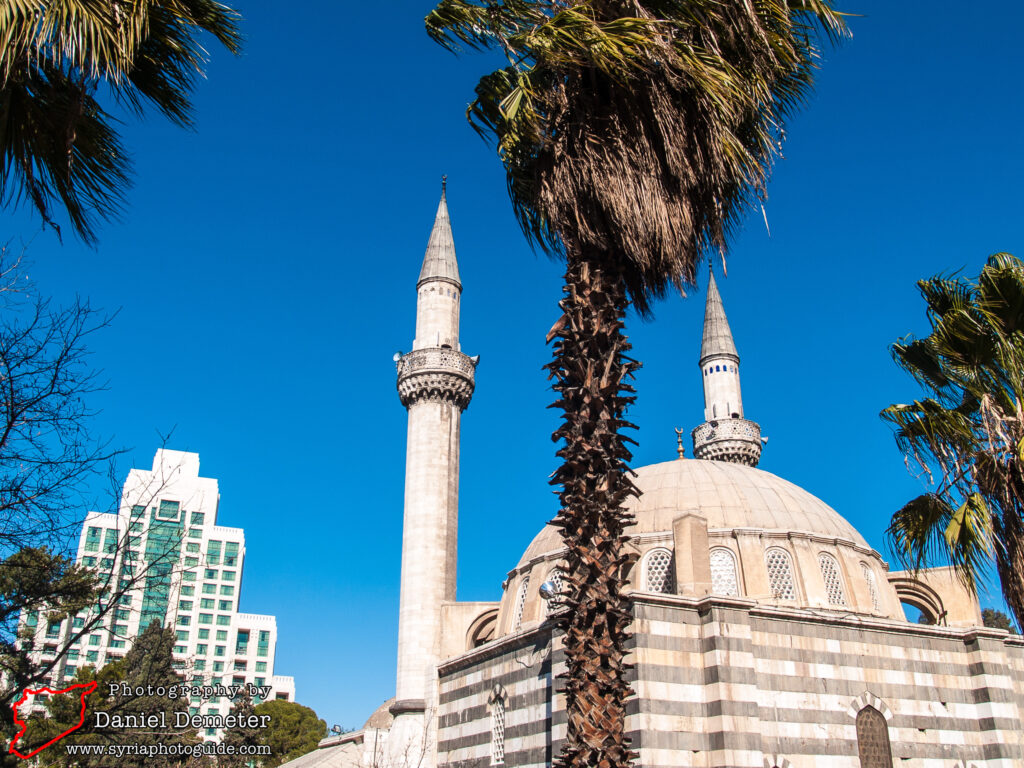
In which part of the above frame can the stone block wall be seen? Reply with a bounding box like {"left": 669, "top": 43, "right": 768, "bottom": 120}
{"left": 438, "top": 595, "right": 1024, "bottom": 768}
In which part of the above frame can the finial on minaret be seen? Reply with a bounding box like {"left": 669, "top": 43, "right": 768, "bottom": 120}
{"left": 417, "top": 180, "right": 460, "bottom": 291}
{"left": 690, "top": 270, "right": 763, "bottom": 466}
{"left": 675, "top": 428, "right": 686, "bottom": 459}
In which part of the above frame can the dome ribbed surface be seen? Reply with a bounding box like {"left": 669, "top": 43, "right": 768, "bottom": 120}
{"left": 518, "top": 459, "right": 869, "bottom": 565}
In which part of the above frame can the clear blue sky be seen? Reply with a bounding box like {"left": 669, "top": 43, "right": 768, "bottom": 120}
{"left": 3, "top": 0, "right": 1022, "bottom": 730}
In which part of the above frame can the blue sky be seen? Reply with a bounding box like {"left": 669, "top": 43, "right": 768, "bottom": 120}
{"left": 3, "top": 0, "right": 1022, "bottom": 730}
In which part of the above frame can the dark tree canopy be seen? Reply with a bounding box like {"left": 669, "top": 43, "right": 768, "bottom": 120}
{"left": 253, "top": 699, "right": 326, "bottom": 768}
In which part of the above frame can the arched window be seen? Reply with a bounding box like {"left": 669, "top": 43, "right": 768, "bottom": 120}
{"left": 644, "top": 548, "right": 675, "bottom": 594}
{"left": 861, "top": 562, "right": 880, "bottom": 612}
{"left": 709, "top": 548, "right": 739, "bottom": 596}
{"left": 490, "top": 692, "right": 506, "bottom": 765}
{"left": 765, "top": 548, "right": 797, "bottom": 600}
{"left": 543, "top": 569, "right": 564, "bottom": 617}
{"left": 856, "top": 706, "right": 893, "bottom": 768}
{"left": 818, "top": 553, "right": 848, "bottom": 606}
{"left": 513, "top": 575, "right": 530, "bottom": 630}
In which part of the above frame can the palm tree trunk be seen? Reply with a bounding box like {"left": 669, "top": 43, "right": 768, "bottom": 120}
{"left": 992, "top": 467, "right": 1024, "bottom": 630}
{"left": 546, "top": 251, "right": 639, "bottom": 768}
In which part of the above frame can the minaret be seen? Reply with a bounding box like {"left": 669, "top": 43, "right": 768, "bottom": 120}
{"left": 691, "top": 270, "right": 763, "bottom": 466}
{"left": 389, "top": 181, "right": 477, "bottom": 767}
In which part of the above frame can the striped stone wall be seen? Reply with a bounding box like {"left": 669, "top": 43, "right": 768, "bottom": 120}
{"left": 438, "top": 594, "right": 1024, "bottom": 768}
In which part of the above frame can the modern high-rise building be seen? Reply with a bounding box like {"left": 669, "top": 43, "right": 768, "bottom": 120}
{"left": 22, "top": 449, "right": 294, "bottom": 733}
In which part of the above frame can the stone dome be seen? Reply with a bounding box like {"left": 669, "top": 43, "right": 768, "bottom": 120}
{"left": 519, "top": 459, "right": 869, "bottom": 564}
{"left": 496, "top": 459, "right": 903, "bottom": 636}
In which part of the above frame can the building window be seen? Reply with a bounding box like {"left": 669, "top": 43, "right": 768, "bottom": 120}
{"left": 157, "top": 500, "right": 180, "bottom": 520}
{"left": 644, "top": 548, "right": 675, "bottom": 594}
{"left": 856, "top": 706, "right": 893, "bottom": 767}
{"left": 709, "top": 548, "right": 739, "bottom": 596}
{"left": 818, "top": 553, "right": 848, "bottom": 606}
{"left": 490, "top": 694, "right": 506, "bottom": 765}
{"left": 765, "top": 548, "right": 797, "bottom": 601}
{"left": 513, "top": 576, "right": 530, "bottom": 630}
{"left": 542, "top": 569, "right": 564, "bottom": 617}
{"left": 861, "top": 562, "right": 880, "bottom": 612}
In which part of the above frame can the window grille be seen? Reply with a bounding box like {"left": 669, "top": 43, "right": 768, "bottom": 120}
{"left": 765, "top": 548, "right": 796, "bottom": 600}
{"left": 818, "top": 553, "right": 847, "bottom": 606}
{"left": 513, "top": 576, "right": 530, "bottom": 630}
{"left": 490, "top": 696, "right": 506, "bottom": 765}
{"left": 543, "top": 569, "right": 564, "bottom": 617}
{"left": 709, "top": 548, "right": 739, "bottom": 596}
{"left": 645, "top": 549, "right": 675, "bottom": 594}
{"left": 861, "top": 562, "right": 880, "bottom": 611}
{"left": 856, "top": 706, "right": 893, "bottom": 768}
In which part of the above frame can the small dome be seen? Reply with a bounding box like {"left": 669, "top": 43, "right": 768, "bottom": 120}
{"left": 518, "top": 459, "right": 869, "bottom": 566}
{"left": 363, "top": 699, "right": 394, "bottom": 731}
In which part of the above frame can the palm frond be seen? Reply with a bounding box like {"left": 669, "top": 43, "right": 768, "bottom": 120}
{"left": 426, "top": 0, "right": 848, "bottom": 315}
{"left": 0, "top": 0, "right": 241, "bottom": 243}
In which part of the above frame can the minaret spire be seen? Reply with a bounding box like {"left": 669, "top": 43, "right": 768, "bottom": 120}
{"left": 390, "top": 183, "right": 477, "bottom": 768}
{"left": 418, "top": 177, "right": 461, "bottom": 290}
{"left": 701, "top": 269, "right": 739, "bottom": 364}
{"left": 691, "top": 269, "right": 763, "bottom": 466}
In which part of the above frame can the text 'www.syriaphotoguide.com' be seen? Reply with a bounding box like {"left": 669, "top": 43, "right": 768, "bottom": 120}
{"left": 64, "top": 743, "right": 270, "bottom": 758}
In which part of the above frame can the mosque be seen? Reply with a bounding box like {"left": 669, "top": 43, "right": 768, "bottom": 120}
{"left": 292, "top": 190, "right": 1024, "bottom": 768}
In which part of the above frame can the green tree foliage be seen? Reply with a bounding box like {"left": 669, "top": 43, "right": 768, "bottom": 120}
{"left": 253, "top": 699, "right": 325, "bottom": 768}
{"left": 426, "top": 3, "right": 846, "bottom": 767}
{"left": 883, "top": 253, "right": 1024, "bottom": 630}
{"left": 16, "top": 622, "right": 200, "bottom": 767}
{"left": 11, "top": 658, "right": 127, "bottom": 767}
{"left": 0, "top": 547, "right": 97, "bottom": 692}
{"left": 222, "top": 689, "right": 262, "bottom": 768}
{"left": 982, "top": 608, "right": 1015, "bottom": 632}
{"left": 0, "top": 1, "right": 242, "bottom": 243}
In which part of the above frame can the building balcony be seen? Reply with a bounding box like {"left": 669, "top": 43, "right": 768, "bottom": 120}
{"left": 692, "top": 418, "right": 763, "bottom": 466}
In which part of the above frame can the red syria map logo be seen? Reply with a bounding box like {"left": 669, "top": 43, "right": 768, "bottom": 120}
{"left": 8, "top": 680, "right": 97, "bottom": 759}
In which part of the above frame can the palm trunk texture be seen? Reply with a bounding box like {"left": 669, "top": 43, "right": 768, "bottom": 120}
{"left": 546, "top": 253, "right": 640, "bottom": 768}
{"left": 990, "top": 462, "right": 1024, "bottom": 630}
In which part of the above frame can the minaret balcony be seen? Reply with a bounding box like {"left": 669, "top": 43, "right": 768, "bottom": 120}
{"left": 396, "top": 348, "right": 477, "bottom": 410}
{"left": 692, "top": 418, "right": 763, "bottom": 467}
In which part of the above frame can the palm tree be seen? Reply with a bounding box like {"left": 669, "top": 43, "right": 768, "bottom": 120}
{"left": 883, "top": 252, "right": 1024, "bottom": 630}
{"left": 425, "top": 3, "right": 846, "bottom": 766}
{"left": 0, "top": 0, "right": 242, "bottom": 244}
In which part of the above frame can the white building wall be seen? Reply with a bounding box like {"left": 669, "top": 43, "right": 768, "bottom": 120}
{"left": 22, "top": 449, "right": 294, "bottom": 735}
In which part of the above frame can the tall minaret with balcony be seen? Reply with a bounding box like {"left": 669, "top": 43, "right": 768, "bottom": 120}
{"left": 691, "top": 270, "right": 763, "bottom": 466}
{"left": 389, "top": 181, "right": 477, "bottom": 767}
